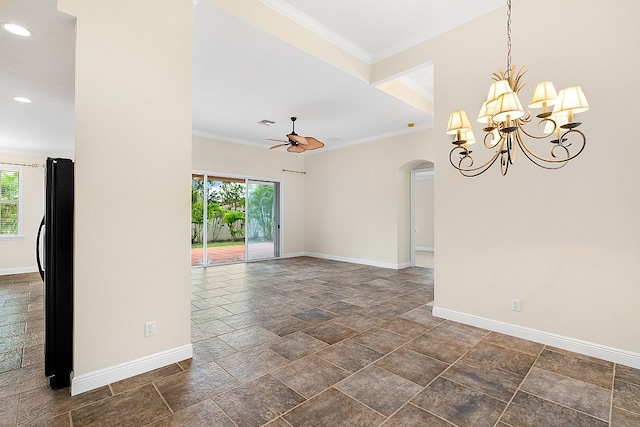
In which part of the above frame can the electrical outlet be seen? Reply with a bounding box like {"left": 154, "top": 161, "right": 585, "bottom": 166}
{"left": 511, "top": 299, "right": 521, "bottom": 312}
{"left": 145, "top": 321, "right": 155, "bottom": 337}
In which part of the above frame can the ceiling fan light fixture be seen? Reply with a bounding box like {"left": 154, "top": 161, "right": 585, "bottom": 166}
{"left": 266, "top": 116, "right": 325, "bottom": 153}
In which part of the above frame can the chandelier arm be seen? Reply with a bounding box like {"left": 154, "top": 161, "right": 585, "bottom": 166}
{"left": 449, "top": 145, "right": 503, "bottom": 177}
{"left": 517, "top": 117, "right": 555, "bottom": 140}
{"left": 516, "top": 128, "right": 587, "bottom": 165}
{"left": 483, "top": 131, "right": 502, "bottom": 149}
{"left": 513, "top": 131, "right": 566, "bottom": 170}
{"left": 500, "top": 150, "right": 510, "bottom": 176}
{"left": 515, "top": 137, "right": 567, "bottom": 170}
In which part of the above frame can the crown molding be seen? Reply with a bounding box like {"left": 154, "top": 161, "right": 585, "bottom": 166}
{"left": 259, "top": 0, "right": 372, "bottom": 64}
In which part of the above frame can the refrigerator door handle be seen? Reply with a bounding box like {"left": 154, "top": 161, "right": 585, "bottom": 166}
{"left": 36, "top": 216, "right": 45, "bottom": 281}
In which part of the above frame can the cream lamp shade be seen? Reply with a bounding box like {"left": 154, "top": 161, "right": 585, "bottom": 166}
{"left": 461, "top": 130, "right": 477, "bottom": 145}
{"left": 528, "top": 81, "right": 558, "bottom": 109}
{"left": 552, "top": 86, "right": 589, "bottom": 116}
{"left": 492, "top": 92, "right": 525, "bottom": 122}
{"left": 477, "top": 101, "right": 495, "bottom": 124}
{"left": 447, "top": 110, "right": 472, "bottom": 134}
{"left": 486, "top": 79, "right": 513, "bottom": 104}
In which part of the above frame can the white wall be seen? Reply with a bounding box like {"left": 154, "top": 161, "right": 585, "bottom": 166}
{"left": 192, "top": 135, "right": 306, "bottom": 256}
{"left": 414, "top": 174, "right": 434, "bottom": 250}
{"left": 374, "top": 0, "right": 640, "bottom": 364}
{"left": 58, "top": 0, "right": 193, "bottom": 394}
{"left": 304, "top": 130, "right": 433, "bottom": 268}
{"left": 0, "top": 151, "right": 46, "bottom": 274}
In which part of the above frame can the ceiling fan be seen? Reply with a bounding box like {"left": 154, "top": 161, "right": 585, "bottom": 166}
{"left": 268, "top": 117, "right": 325, "bottom": 153}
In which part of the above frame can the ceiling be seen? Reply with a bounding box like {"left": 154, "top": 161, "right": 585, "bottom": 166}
{"left": 0, "top": 0, "right": 504, "bottom": 155}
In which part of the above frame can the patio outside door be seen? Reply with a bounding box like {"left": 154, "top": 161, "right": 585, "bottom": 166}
{"left": 246, "top": 180, "right": 280, "bottom": 261}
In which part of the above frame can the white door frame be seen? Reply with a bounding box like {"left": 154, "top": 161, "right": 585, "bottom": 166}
{"left": 410, "top": 168, "right": 434, "bottom": 267}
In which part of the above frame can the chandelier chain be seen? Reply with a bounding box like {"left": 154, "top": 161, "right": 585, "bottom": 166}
{"left": 506, "top": 0, "right": 512, "bottom": 78}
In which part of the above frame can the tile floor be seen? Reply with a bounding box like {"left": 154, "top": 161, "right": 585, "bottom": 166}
{"left": 0, "top": 257, "right": 639, "bottom": 426}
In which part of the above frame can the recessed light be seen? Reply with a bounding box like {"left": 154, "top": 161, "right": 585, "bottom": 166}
{"left": 13, "top": 97, "right": 32, "bottom": 103}
{"left": 257, "top": 119, "right": 276, "bottom": 126}
{"left": 1, "top": 23, "right": 32, "bottom": 37}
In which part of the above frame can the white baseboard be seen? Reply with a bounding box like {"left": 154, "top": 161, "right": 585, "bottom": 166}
{"left": 304, "top": 252, "right": 405, "bottom": 270}
{"left": 281, "top": 251, "right": 306, "bottom": 259}
{"left": 0, "top": 266, "right": 38, "bottom": 276}
{"left": 416, "top": 246, "right": 434, "bottom": 252}
{"left": 433, "top": 306, "right": 640, "bottom": 370}
{"left": 71, "top": 344, "right": 193, "bottom": 396}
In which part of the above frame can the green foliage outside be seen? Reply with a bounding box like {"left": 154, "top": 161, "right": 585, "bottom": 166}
{"left": 0, "top": 170, "right": 19, "bottom": 235}
{"left": 247, "top": 184, "right": 274, "bottom": 241}
{"left": 218, "top": 182, "right": 245, "bottom": 210}
{"left": 191, "top": 179, "right": 276, "bottom": 246}
{"left": 222, "top": 210, "right": 245, "bottom": 241}
{"left": 191, "top": 177, "right": 245, "bottom": 245}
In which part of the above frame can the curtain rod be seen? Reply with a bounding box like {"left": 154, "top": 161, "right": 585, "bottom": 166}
{"left": 282, "top": 168, "right": 306, "bottom": 175}
{"left": 0, "top": 161, "right": 44, "bottom": 168}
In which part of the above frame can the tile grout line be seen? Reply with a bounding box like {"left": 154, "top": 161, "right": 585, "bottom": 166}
{"left": 405, "top": 326, "right": 496, "bottom": 427}
{"left": 491, "top": 342, "right": 546, "bottom": 426}
{"left": 501, "top": 345, "right": 612, "bottom": 425}
{"left": 609, "top": 363, "right": 616, "bottom": 426}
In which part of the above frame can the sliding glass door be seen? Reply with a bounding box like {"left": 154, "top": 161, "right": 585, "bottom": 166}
{"left": 191, "top": 174, "right": 280, "bottom": 266}
{"left": 246, "top": 180, "right": 280, "bottom": 261}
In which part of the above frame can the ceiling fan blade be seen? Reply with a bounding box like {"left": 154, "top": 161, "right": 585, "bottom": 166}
{"left": 287, "top": 145, "right": 306, "bottom": 153}
{"left": 269, "top": 143, "right": 287, "bottom": 150}
{"left": 267, "top": 138, "right": 288, "bottom": 143}
{"left": 287, "top": 134, "right": 308, "bottom": 145}
{"left": 303, "top": 137, "right": 325, "bottom": 150}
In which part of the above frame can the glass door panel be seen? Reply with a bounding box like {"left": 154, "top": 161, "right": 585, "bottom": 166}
{"left": 191, "top": 175, "right": 205, "bottom": 266}
{"left": 206, "top": 177, "right": 245, "bottom": 266}
{"left": 246, "top": 180, "right": 279, "bottom": 261}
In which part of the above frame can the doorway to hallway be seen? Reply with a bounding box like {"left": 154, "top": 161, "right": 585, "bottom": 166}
{"left": 410, "top": 168, "right": 434, "bottom": 268}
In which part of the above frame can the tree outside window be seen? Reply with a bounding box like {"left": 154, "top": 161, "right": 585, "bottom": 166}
{"left": 0, "top": 168, "right": 21, "bottom": 236}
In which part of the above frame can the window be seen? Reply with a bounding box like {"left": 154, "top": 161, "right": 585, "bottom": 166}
{"left": 0, "top": 166, "right": 22, "bottom": 237}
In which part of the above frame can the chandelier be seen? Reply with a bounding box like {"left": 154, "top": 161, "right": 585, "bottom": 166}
{"left": 446, "top": 0, "right": 589, "bottom": 177}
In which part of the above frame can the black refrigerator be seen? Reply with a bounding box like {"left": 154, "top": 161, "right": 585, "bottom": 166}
{"left": 36, "top": 157, "right": 74, "bottom": 389}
